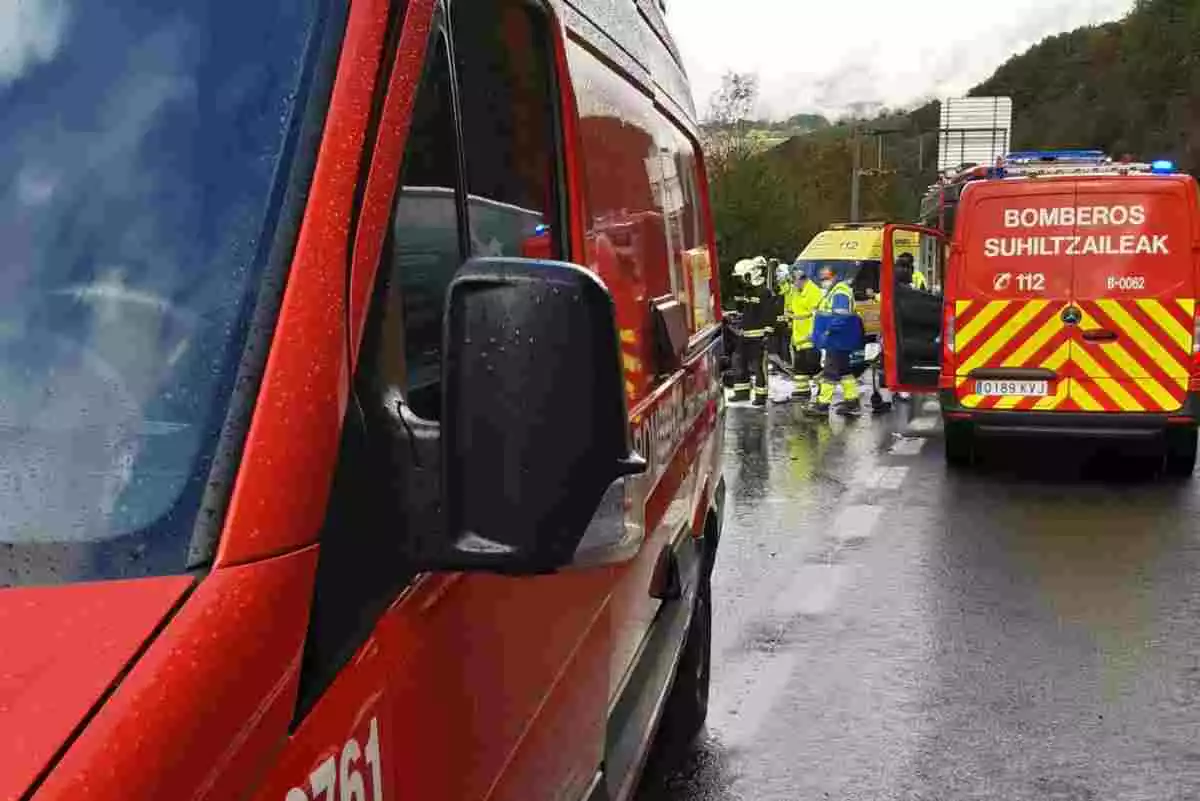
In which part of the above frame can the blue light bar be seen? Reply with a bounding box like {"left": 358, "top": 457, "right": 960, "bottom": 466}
{"left": 1151, "top": 159, "right": 1176, "bottom": 173}
{"left": 1006, "top": 149, "right": 1107, "bottom": 163}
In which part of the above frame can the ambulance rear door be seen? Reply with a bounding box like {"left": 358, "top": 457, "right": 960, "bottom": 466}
{"left": 1069, "top": 177, "right": 1196, "bottom": 413}
{"left": 951, "top": 181, "right": 1077, "bottom": 411}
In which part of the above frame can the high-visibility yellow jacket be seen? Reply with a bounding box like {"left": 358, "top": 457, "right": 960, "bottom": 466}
{"left": 786, "top": 280, "right": 823, "bottom": 348}
{"left": 775, "top": 282, "right": 791, "bottom": 331}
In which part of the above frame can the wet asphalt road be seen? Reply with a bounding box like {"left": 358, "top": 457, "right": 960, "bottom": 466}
{"left": 637, "top": 379, "right": 1200, "bottom": 801}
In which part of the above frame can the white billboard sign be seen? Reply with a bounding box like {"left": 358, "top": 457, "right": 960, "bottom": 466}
{"left": 938, "top": 96, "right": 1013, "bottom": 172}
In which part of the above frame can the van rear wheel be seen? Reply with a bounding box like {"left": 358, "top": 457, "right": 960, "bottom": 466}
{"left": 1164, "top": 427, "right": 1198, "bottom": 478}
{"left": 944, "top": 421, "right": 975, "bottom": 468}
{"left": 657, "top": 575, "right": 711, "bottom": 755}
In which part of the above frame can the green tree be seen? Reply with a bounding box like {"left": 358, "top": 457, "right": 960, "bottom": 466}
{"left": 704, "top": 0, "right": 1200, "bottom": 302}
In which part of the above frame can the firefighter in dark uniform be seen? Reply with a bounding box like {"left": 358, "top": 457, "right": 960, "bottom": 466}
{"left": 729, "top": 256, "right": 772, "bottom": 406}
{"left": 728, "top": 258, "right": 755, "bottom": 402}
{"left": 726, "top": 258, "right": 753, "bottom": 401}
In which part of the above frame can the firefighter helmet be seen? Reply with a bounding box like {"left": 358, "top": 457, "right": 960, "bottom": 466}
{"left": 733, "top": 258, "right": 757, "bottom": 277}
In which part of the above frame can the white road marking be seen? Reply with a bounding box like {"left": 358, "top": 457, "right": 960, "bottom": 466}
{"left": 832, "top": 503, "right": 884, "bottom": 538}
{"left": 889, "top": 437, "right": 927, "bottom": 456}
{"left": 771, "top": 564, "right": 852, "bottom": 617}
{"left": 907, "top": 416, "right": 939, "bottom": 432}
{"left": 858, "top": 467, "right": 883, "bottom": 488}
{"left": 711, "top": 651, "right": 802, "bottom": 747}
{"left": 855, "top": 466, "right": 910, "bottom": 491}
{"left": 880, "top": 466, "right": 909, "bottom": 489}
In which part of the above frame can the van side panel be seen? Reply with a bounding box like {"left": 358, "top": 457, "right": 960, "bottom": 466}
{"left": 559, "top": 0, "right": 697, "bottom": 134}
{"left": 248, "top": 567, "right": 613, "bottom": 801}
{"left": 565, "top": 35, "right": 701, "bottom": 714}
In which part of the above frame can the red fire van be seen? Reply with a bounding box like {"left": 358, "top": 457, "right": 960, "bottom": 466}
{"left": 0, "top": 0, "right": 725, "bottom": 799}
{"left": 884, "top": 152, "right": 1199, "bottom": 473}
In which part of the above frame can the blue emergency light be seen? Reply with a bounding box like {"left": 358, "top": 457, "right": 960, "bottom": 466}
{"left": 1151, "top": 159, "right": 1176, "bottom": 174}
{"left": 1005, "top": 149, "right": 1107, "bottom": 164}
{"left": 533, "top": 223, "right": 550, "bottom": 236}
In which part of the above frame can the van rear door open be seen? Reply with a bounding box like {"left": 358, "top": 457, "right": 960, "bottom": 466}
{"left": 1069, "top": 179, "right": 1196, "bottom": 413}
{"left": 879, "top": 223, "right": 946, "bottom": 393}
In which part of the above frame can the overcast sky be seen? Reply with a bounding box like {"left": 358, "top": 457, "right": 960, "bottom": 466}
{"left": 666, "top": 0, "right": 1135, "bottom": 121}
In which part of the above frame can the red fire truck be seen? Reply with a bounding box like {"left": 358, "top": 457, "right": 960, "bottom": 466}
{"left": 886, "top": 151, "right": 1200, "bottom": 471}
{"left": 0, "top": 0, "right": 725, "bottom": 799}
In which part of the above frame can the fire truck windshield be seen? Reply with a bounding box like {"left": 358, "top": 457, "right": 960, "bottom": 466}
{"left": 0, "top": 1, "right": 325, "bottom": 586}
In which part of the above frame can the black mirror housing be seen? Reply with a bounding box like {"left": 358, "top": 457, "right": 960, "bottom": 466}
{"left": 416, "top": 257, "right": 644, "bottom": 574}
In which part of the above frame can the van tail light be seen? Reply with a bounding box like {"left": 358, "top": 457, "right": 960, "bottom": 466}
{"left": 938, "top": 305, "right": 956, "bottom": 390}
{"left": 1191, "top": 313, "right": 1200, "bottom": 392}
{"left": 942, "top": 304, "right": 956, "bottom": 359}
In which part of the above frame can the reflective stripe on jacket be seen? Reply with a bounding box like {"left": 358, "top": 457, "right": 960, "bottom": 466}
{"left": 817, "top": 281, "right": 855, "bottom": 314}
{"left": 787, "top": 280, "right": 822, "bottom": 348}
{"left": 813, "top": 281, "right": 864, "bottom": 351}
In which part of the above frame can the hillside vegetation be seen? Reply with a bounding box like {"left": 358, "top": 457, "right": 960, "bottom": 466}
{"left": 707, "top": 0, "right": 1200, "bottom": 296}
{"left": 973, "top": 0, "right": 1200, "bottom": 171}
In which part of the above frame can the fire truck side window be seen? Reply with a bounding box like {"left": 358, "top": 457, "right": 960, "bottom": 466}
{"left": 388, "top": 33, "right": 464, "bottom": 419}
{"left": 670, "top": 126, "right": 717, "bottom": 331}
{"left": 569, "top": 40, "right": 696, "bottom": 404}
{"left": 295, "top": 30, "right": 459, "bottom": 719}
{"left": 453, "top": 0, "right": 563, "bottom": 260}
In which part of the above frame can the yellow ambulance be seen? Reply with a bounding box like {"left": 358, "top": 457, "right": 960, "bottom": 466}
{"left": 795, "top": 222, "right": 923, "bottom": 337}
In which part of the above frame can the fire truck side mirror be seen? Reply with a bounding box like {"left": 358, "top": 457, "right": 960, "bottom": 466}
{"left": 424, "top": 257, "right": 646, "bottom": 574}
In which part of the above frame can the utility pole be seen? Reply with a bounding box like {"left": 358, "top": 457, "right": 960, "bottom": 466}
{"left": 852, "top": 126, "right": 902, "bottom": 221}
{"left": 850, "top": 126, "right": 862, "bottom": 223}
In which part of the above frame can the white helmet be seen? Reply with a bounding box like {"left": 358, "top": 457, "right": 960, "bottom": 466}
{"left": 775, "top": 263, "right": 790, "bottom": 283}
{"left": 749, "top": 266, "right": 766, "bottom": 287}
{"left": 732, "top": 258, "right": 757, "bottom": 277}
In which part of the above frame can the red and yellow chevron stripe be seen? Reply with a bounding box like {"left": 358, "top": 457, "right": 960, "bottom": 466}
{"left": 952, "top": 298, "right": 1195, "bottom": 413}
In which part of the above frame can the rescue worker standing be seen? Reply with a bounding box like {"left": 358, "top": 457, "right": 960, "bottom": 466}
{"left": 728, "top": 258, "right": 755, "bottom": 402}
{"left": 742, "top": 257, "right": 773, "bottom": 406}
{"left": 729, "top": 257, "right": 771, "bottom": 406}
{"left": 786, "top": 265, "right": 823, "bottom": 402}
{"left": 809, "top": 265, "right": 865, "bottom": 415}
{"left": 889, "top": 253, "right": 917, "bottom": 402}
{"left": 773, "top": 262, "right": 793, "bottom": 361}
{"left": 898, "top": 252, "right": 927, "bottom": 290}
